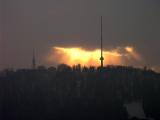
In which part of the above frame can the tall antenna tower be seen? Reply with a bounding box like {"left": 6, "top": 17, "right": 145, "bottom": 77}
{"left": 32, "top": 49, "right": 36, "bottom": 69}
{"left": 100, "top": 16, "right": 104, "bottom": 68}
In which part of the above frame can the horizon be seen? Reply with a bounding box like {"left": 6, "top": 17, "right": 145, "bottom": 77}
{"left": 0, "top": 63, "right": 158, "bottom": 74}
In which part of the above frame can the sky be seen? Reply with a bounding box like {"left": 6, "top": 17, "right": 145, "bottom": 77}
{"left": 0, "top": 0, "right": 160, "bottom": 70}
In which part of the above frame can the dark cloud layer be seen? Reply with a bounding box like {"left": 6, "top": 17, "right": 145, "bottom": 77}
{"left": 0, "top": 0, "right": 160, "bottom": 69}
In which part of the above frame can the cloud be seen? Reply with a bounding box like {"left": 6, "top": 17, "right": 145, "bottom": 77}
{"left": 47, "top": 46, "right": 142, "bottom": 67}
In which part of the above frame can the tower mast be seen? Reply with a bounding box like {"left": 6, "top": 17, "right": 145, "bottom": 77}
{"left": 100, "top": 16, "right": 104, "bottom": 68}
{"left": 32, "top": 49, "right": 36, "bottom": 69}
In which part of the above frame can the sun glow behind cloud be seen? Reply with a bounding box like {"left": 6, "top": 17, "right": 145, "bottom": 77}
{"left": 125, "top": 46, "right": 141, "bottom": 61}
{"left": 47, "top": 46, "right": 142, "bottom": 67}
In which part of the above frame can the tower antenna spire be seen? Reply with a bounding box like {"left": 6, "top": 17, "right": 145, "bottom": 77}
{"left": 32, "top": 48, "right": 36, "bottom": 69}
{"left": 100, "top": 16, "right": 104, "bottom": 68}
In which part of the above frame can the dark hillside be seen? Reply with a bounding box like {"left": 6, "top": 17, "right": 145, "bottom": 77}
{"left": 0, "top": 65, "right": 160, "bottom": 120}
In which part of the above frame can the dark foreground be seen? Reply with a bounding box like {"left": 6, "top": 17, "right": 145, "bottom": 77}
{"left": 0, "top": 65, "right": 160, "bottom": 120}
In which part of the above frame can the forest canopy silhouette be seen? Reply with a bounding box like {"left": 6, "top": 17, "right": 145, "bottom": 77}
{"left": 0, "top": 64, "right": 160, "bottom": 120}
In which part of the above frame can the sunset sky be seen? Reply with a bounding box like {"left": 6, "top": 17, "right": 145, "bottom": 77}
{"left": 0, "top": 0, "right": 160, "bottom": 71}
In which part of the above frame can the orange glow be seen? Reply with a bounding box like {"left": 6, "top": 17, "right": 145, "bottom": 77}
{"left": 48, "top": 47, "right": 130, "bottom": 66}
{"left": 47, "top": 46, "right": 142, "bottom": 67}
{"left": 125, "top": 46, "right": 141, "bottom": 61}
{"left": 47, "top": 46, "right": 142, "bottom": 66}
{"left": 125, "top": 46, "right": 134, "bottom": 53}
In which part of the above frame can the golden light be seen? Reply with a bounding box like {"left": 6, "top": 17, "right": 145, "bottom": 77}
{"left": 46, "top": 46, "right": 143, "bottom": 66}
{"left": 125, "top": 46, "right": 134, "bottom": 53}
{"left": 125, "top": 46, "right": 141, "bottom": 61}
{"left": 47, "top": 47, "right": 128, "bottom": 66}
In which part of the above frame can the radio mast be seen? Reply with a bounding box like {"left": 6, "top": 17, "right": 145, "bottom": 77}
{"left": 100, "top": 16, "right": 104, "bottom": 68}
{"left": 32, "top": 49, "right": 36, "bottom": 69}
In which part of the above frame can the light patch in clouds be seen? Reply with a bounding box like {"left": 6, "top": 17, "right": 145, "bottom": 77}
{"left": 125, "top": 46, "right": 141, "bottom": 61}
{"left": 47, "top": 46, "right": 142, "bottom": 67}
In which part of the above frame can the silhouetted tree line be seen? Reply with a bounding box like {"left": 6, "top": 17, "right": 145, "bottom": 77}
{"left": 0, "top": 64, "right": 160, "bottom": 120}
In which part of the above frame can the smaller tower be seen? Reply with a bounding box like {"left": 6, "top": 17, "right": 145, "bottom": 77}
{"left": 32, "top": 49, "right": 36, "bottom": 69}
